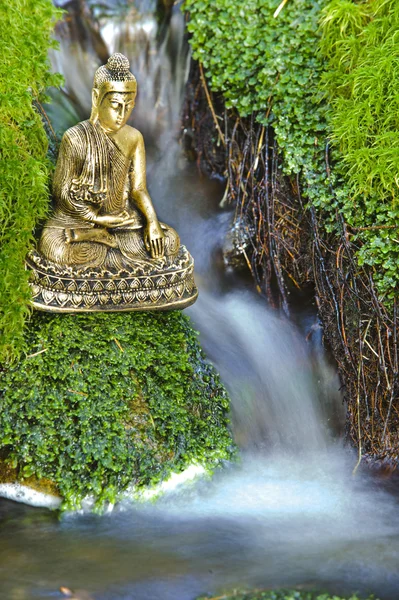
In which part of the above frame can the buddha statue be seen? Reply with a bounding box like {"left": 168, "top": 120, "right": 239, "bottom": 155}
{"left": 27, "top": 53, "right": 198, "bottom": 312}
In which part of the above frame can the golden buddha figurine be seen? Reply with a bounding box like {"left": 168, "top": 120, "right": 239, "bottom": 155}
{"left": 27, "top": 53, "right": 198, "bottom": 312}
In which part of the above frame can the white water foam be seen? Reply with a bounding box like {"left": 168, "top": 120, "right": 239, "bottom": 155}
{"left": 0, "top": 464, "right": 206, "bottom": 510}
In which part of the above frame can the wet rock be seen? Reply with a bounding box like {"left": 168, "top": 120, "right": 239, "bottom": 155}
{"left": 222, "top": 216, "right": 254, "bottom": 272}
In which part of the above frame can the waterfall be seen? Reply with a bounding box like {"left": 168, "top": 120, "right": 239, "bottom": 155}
{"left": 51, "top": 0, "right": 190, "bottom": 140}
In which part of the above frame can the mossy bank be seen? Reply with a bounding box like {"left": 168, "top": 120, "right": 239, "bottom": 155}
{"left": 197, "top": 590, "right": 377, "bottom": 600}
{"left": 0, "top": 311, "right": 234, "bottom": 511}
{"left": 182, "top": 0, "right": 399, "bottom": 465}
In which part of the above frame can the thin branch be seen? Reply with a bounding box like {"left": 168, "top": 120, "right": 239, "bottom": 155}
{"left": 199, "top": 63, "right": 226, "bottom": 147}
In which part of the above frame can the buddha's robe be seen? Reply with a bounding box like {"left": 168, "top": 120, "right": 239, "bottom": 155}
{"left": 39, "top": 120, "right": 179, "bottom": 270}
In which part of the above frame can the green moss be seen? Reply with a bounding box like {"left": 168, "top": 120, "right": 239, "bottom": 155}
{"left": 184, "top": 0, "right": 328, "bottom": 176}
{"left": 0, "top": 311, "right": 234, "bottom": 511}
{"left": 197, "top": 590, "right": 377, "bottom": 600}
{"left": 184, "top": 0, "right": 399, "bottom": 300}
{"left": 182, "top": 0, "right": 337, "bottom": 269}
{"left": 0, "top": 453, "right": 60, "bottom": 498}
{"left": 0, "top": 0, "right": 62, "bottom": 362}
{"left": 319, "top": 0, "right": 399, "bottom": 298}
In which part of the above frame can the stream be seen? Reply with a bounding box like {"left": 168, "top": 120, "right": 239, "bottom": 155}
{"left": 1, "top": 1, "right": 399, "bottom": 599}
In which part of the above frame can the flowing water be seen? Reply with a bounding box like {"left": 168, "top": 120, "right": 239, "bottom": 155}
{"left": 2, "top": 2, "right": 399, "bottom": 599}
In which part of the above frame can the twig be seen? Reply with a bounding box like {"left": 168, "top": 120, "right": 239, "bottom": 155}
{"left": 33, "top": 99, "right": 58, "bottom": 144}
{"left": 382, "top": 299, "right": 397, "bottom": 443}
{"left": 199, "top": 63, "right": 226, "bottom": 147}
{"left": 26, "top": 348, "right": 48, "bottom": 358}
{"left": 273, "top": 0, "right": 290, "bottom": 18}
{"left": 113, "top": 338, "right": 124, "bottom": 352}
{"left": 348, "top": 224, "right": 397, "bottom": 232}
{"left": 353, "top": 358, "right": 363, "bottom": 475}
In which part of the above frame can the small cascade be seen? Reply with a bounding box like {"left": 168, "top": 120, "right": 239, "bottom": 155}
{"left": 51, "top": 0, "right": 190, "bottom": 140}
{"left": 51, "top": 1, "right": 109, "bottom": 119}
{"left": 189, "top": 291, "right": 342, "bottom": 453}
{"left": 98, "top": 1, "right": 189, "bottom": 139}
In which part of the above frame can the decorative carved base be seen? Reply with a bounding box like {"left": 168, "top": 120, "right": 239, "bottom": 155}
{"left": 26, "top": 246, "right": 198, "bottom": 312}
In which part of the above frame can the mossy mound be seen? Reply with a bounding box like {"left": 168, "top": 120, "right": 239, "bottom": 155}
{"left": 197, "top": 590, "right": 377, "bottom": 600}
{"left": 0, "top": 311, "right": 234, "bottom": 511}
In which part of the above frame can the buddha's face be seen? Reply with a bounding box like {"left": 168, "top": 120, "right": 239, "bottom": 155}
{"left": 97, "top": 92, "right": 136, "bottom": 133}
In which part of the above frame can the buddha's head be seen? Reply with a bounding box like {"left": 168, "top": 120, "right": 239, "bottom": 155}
{"left": 90, "top": 53, "right": 137, "bottom": 133}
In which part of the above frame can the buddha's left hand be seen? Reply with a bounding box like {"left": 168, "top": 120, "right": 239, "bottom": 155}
{"left": 144, "top": 220, "right": 165, "bottom": 258}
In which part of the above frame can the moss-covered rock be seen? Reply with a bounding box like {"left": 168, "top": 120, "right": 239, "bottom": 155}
{"left": 0, "top": 311, "right": 234, "bottom": 511}
{"left": 197, "top": 590, "right": 378, "bottom": 600}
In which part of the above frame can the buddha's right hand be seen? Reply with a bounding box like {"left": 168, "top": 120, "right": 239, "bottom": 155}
{"left": 144, "top": 220, "right": 165, "bottom": 259}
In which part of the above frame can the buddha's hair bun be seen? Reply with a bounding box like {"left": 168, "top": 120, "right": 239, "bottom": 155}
{"left": 106, "top": 53, "right": 130, "bottom": 74}
{"left": 94, "top": 53, "right": 136, "bottom": 87}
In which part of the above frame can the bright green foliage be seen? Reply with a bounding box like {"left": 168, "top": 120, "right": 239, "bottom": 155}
{"left": 320, "top": 0, "right": 399, "bottom": 202}
{"left": 184, "top": 0, "right": 399, "bottom": 299}
{"left": 182, "top": 0, "right": 339, "bottom": 266}
{"left": 0, "top": 311, "right": 234, "bottom": 511}
{"left": 319, "top": 0, "right": 399, "bottom": 297}
{"left": 184, "top": 0, "right": 328, "bottom": 177}
{"left": 0, "top": 0, "right": 62, "bottom": 362}
{"left": 198, "top": 589, "right": 377, "bottom": 600}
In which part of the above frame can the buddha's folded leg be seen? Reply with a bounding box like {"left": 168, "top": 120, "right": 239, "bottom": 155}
{"left": 115, "top": 223, "right": 180, "bottom": 263}
{"left": 39, "top": 226, "right": 108, "bottom": 268}
{"left": 161, "top": 223, "right": 180, "bottom": 257}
